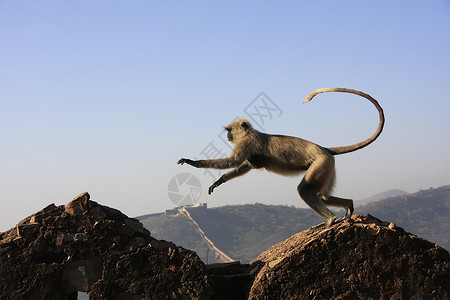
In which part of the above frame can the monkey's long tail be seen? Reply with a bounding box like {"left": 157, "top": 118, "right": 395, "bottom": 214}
{"left": 303, "top": 88, "right": 385, "bottom": 155}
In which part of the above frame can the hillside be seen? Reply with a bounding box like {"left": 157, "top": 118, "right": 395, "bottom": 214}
{"left": 190, "top": 204, "right": 322, "bottom": 263}
{"left": 139, "top": 185, "right": 450, "bottom": 263}
{"left": 138, "top": 212, "right": 214, "bottom": 262}
{"left": 357, "top": 185, "right": 450, "bottom": 250}
{"left": 139, "top": 204, "right": 323, "bottom": 263}
{"left": 355, "top": 189, "right": 409, "bottom": 206}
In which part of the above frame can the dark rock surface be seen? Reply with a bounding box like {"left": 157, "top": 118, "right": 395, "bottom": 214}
{"left": 0, "top": 192, "right": 212, "bottom": 300}
{"left": 2, "top": 194, "right": 449, "bottom": 299}
{"left": 206, "top": 261, "right": 253, "bottom": 300}
{"left": 249, "top": 214, "right": 450, "bottom": 299}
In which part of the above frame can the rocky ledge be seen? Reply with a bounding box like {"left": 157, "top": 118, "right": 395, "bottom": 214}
{"left": 0, "top": 193, "right": 212, "bottom": 299}
{"left": 249, "top": 214, "right": 450, "bottom": 299}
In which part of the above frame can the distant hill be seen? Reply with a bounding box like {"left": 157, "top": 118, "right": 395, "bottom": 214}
{"left": 188, "top": 204, "right": 322, "bottom": 263}
{"left": 357, "top": 185, "right": 450, "bottom": 250}
{"left": 138, "top": 204, "right": 322, "bottom": 263}
{"left": 138, "top": 185, "right": 450, "bottom": 263}
{"left": 356, "top": 189, "right": 409, "bottom": 206}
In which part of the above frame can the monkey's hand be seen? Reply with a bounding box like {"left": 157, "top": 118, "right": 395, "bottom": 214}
{"left": 208, "top": 178, "right": 225, "bottom": 195}
{"left": 177, "top": 158, "right": 200, "bottom": 168}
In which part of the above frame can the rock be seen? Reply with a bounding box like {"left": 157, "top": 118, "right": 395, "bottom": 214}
{"left": 55, "top": 232, "right": 88, "bottom": 246}
{"left": 0, "top": 192, "right": 212, "bottom": 299}
{"left": 62, "top": 257, "right": 102, "bottom": 294}
{"left": 16, "top": 222, "right": 40, "bottom": 238}
{"left": 65, "top": 192, "right": 90, "bottom": 215}
{"left": 150, "top": 239, "right": 177, "bottom": 251}
{"left": 206, "top": 261, "right": 253, "bottom": 300}
{"left": 30, "top": 203, "right": 60, "bottom": 223}
{"left": 249, "top": 214, "right": 450, "bottom": 299}
{"left": 89, "top": 206, "right": 107, "bottom": 220}
{"left": 2, "top": 196, "right": 449, "bottom": 299}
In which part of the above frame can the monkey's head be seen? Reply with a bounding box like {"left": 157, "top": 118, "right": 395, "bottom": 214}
{"left": 225, "top": 118, "right": 253, "bottom": 145}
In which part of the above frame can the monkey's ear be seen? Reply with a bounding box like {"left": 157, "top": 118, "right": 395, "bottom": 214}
{"left": 241, "top": 121, "right": 250, "bottom": 130}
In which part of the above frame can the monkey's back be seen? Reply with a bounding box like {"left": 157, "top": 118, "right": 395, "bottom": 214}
{"left": 260, "top": 134, "right": 331, "bottom": 175}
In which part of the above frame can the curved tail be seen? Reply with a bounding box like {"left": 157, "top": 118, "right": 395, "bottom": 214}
{"left": 303, "top": 88, "right": 385, "bottom": 155}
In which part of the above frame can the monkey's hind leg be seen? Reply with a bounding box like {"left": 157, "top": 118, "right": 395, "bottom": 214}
{"left": 298, "top": 180, "right": 337, "bottom": 227}
{"left": 321, "top": 195, "right": 354, "bottom": 219}
{"left": 298, "top": 156, "right": 338, "bottom": 227}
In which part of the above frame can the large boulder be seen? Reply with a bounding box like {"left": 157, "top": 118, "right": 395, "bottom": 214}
{"left": 249, "top": 214, "right": 450, "bottom": 299}
{"left": 0, "top": 192, "right": 212, "bottom": 299}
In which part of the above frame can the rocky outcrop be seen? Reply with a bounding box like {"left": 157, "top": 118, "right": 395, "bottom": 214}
{"left": 249, "top": 214, "right": 450, "bottom": 299}
{"left": 0, "top": 192, "right": 212, "bottom": 299}
{"left": 2, "top": 194, "right": 449, "bottom": 299}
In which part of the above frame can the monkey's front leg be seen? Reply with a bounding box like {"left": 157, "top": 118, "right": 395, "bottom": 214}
{"left": 177, "top": 157, "right": 240, "bottom": 169}
{"left": 208, "top": 163, "right": 252, "bottom": 194}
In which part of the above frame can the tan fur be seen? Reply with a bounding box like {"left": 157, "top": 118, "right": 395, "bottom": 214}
{"left": 178, "top": 88, "right": 385, "bottom": 227}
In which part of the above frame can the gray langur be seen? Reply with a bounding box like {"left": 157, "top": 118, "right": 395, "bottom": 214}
{"left": 178, "top": 88, "right": 385, "bottom": 227}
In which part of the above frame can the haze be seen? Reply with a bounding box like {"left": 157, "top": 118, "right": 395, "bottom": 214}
{"left": 1, "top": 1, "right": 449, "bottom": 231}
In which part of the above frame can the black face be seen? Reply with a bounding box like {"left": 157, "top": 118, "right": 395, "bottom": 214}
{"left": 226, "top": 128, "right": 233, "bottom": 142}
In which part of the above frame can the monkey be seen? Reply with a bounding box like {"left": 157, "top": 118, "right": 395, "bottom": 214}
{"left": 178, "top": 88, "right": 385, "bottom": 227}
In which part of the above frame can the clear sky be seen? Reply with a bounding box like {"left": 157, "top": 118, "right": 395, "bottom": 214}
{"left": 1, "top": 1, "right": 449, "bottom": 231}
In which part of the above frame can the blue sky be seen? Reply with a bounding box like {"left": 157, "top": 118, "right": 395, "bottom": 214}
{"left": 1, "top": 1, "right": 449, "bottom": 231}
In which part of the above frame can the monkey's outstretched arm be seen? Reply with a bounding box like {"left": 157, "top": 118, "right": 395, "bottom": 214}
{"left": 208, "top": 163, "right": 252, "bottom": 194}
{"left": 178, "top": 146, "right": 250, "bottom": 169}
{"left": 177, "top": 157, "right": 242, "bottom": 169}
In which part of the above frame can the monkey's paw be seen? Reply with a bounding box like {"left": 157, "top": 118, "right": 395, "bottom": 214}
{"left": 208, "top": 184, "right": 219, "bottom": 195}
{"left": 208, "top": 185, "right": 215, "bottom": 195}
{"left": 208, "top": 178, "right": 224, "bottom": 195}
{"left": 177, "top": 158, "right": 191, "bottom": 165}
{"left": 325, "top": 216, "right": 337, "bottom": 228}
{"left": 177, "top": 158, "right": 199, "bottom": 167}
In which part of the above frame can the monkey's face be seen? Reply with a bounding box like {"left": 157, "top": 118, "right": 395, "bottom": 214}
{"left": 225, "top": 118, "right": 252, "bottom": 145}
{"left": 226, "top": 129, "right": 234, "bottom": 142}
{"left": 225, "top": 126, "right": 237, "bottom": 144}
